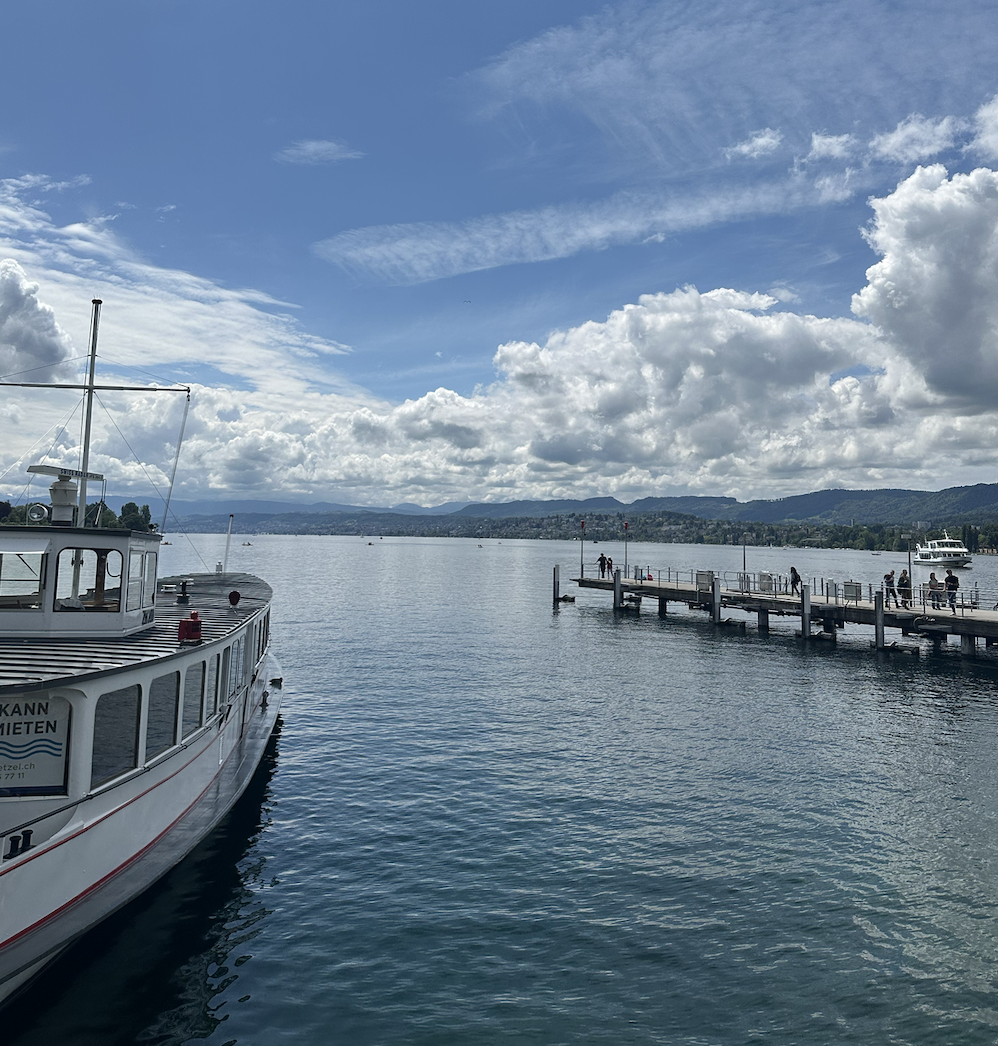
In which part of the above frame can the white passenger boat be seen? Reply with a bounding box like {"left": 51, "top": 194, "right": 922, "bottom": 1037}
{"left": 0, "top": 302, "right": 281, "bottom": 1006}
{"left": 913, "top": 531, "right": 972, "bottom": 568}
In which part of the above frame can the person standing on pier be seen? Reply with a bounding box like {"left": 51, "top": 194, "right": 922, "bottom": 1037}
{"left": 884, "top": 570, "right": 899, "bottom": 608}
{"left": 945, "top": 569, "right": 959, "bottom": 613}
{"left": 598, "top": 552, "right": 608, "bottom": 578}
{"left": 928, "top": 572, "right": 943, "bottom": 609}
{"left": 606, "top": 556, "right": 613, "bottom": 578}
{"left": 790, "top": 566, "right": 801, "bottom": 595}
{"left": 897, "top": 569, "right": 912, "bottom": 609}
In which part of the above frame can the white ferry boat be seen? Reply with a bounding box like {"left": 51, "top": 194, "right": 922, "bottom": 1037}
{"left": 0, "top": 304, "right": 281, "bottom": 1006}
{"left": 914, "top": 531, "right": 972, "bottom": 567}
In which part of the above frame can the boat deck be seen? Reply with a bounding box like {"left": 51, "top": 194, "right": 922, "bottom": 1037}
{"left": 0, "top": 573, "right": 271, "bottom": 694}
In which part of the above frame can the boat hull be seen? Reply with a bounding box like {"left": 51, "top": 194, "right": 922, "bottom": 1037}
{"left": 0, "top": 657, "right": 282, "bottom": 1006}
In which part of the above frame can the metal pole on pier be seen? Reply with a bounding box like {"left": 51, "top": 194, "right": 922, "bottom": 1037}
{"left": 580, "top": 519, "right": 585, "bottom": 577}
{"left": 623, "top": 521, "right": 629, "bottom": 575}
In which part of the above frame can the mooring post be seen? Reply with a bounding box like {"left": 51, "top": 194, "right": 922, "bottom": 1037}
{"left": 553, "top": 564, "right": 560, "bottom": 604}
{"left": 613, "top": 568, "right": 622, "bottom": 611}
{"left": 711, "top": 577, "right": 722, "bottom": 623}
{"left": 658, "top": 596, "right": 668, "bottom": 618}
{"left": 961, "top": 634, "right": 976, "bottom": 658}
{"left": 801, "top": 584, "right": 811, "bottom": 638}
{"left": 874, "top": 589, "right": 885, "bottom": 650}
{"left": 757, "top": 608, "right": 769, "bottom": 632}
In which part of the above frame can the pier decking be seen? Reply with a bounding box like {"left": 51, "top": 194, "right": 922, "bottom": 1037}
{"left": 564, "top": 567, "right": 998, "bottom": 657}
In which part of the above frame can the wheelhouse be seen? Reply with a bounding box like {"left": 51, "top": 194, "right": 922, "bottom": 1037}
{"left": 0, "top": 527, "right": 160, "bottom": 638}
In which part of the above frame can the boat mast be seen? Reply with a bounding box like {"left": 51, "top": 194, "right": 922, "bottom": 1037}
{"left": 78, "top": 299, "right": 102, "bottom": 527}
{"left": 222, "top": 513, "right": 234, "bottom": 574}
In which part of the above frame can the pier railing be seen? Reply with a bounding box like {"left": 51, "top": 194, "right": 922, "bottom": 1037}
{"left": 611, "top": 564, "right": 987, "bottom": 617}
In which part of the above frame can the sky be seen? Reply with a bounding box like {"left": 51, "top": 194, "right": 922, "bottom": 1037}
{"left": 3, "top": 0, "right": 998, "bottom": 508}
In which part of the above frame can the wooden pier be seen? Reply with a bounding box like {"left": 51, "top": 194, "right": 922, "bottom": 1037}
{"left": 555, "top": 566, "right": 998, "bottom": 657}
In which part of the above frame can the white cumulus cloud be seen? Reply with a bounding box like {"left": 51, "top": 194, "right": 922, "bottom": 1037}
{"left": 970, "top": 94, "right": 998, "bottom": 159}
{"left": 11, "top": 165, "right": 998, "bottom": 503}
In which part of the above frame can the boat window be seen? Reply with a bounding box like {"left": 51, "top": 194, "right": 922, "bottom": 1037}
{"left": 91, "top": 685, "right": 141, "bottom": 788}
{"left": 0, "top": 551, "right": 45, "bottom": 610}
{"left": 220, "top": 647, "right": 230, "bottom": 704}
{"left": 206, "top": 654, "right": 219, "bottom": 718}
{"left": 126, "top": 550, "right": 144, "bottom": 611}
{"left": 53, "top": 548, "right": 123, "bottom": 612}
{"left": 230, "top": 637, "right": 244, "bottom": 696}
{"left": 182, "top": 662, "right": 205, "bottom": 737}
{"left": 146, "top": 671, "right": 179, "bottom": 759}
{"left": 143, "top": 553, "right": 157, "bottom": 609}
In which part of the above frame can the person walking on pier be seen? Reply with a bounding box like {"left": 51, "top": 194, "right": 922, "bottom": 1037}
{"left": 597, "top": 552, "right": 608, "bottom": 578}
{"left": 897, "top": 569, "right": 912, "bottom": 609}
{"left": 928, "top": 572, "right": 942, "bottom": 609}
{"left": 884, "top": 570, "right": 899, "bottom": 609}
{"left": 945, "top": 569, "right": 959, "bottom": 613}
{"left": 790, "top": 566, "right": 801, "bottom": 595}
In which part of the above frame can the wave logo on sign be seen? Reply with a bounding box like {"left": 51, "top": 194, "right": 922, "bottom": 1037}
{"left": 0, "top": 740, "right": 63, "bottom": 759}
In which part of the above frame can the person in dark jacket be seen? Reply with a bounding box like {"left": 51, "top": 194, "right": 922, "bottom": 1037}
{"left": 897, "top": 569, "right": 912, "bottom": 609}
{"left": 945, "top": 569, "right": 959, "bottom": 613}
{"left": 884, "top": 570, "right": 899, "bottom": 609}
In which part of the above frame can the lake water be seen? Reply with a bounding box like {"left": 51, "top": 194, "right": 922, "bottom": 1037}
{"left": 9, "top": 535, "right": 998, "bottom": 1046}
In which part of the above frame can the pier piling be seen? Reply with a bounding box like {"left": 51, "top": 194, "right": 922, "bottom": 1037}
{"left": 801, "top": 584, "right": 811, "bottom": 638}
{"left": 553, "top": 564, "right": 560, "bottom": 605}
{"left": 874, "top": 590, "right": 885, "bottom": 650}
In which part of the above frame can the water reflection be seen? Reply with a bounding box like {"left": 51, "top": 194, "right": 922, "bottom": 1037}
{"left": 5, "top": 724, "right": 281, "bottom": 1046}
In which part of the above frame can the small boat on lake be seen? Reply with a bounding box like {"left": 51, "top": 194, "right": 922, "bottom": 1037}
{"left": 0, "top": 301, "right": 281, "bottom": 1007}
{"left": 914, "top": 531, "right": 972, "bottom": 568}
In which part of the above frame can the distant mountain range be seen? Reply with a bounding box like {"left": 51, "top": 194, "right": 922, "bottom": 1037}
{"left": 89, "top": 496, "right": 473, "bottom": 517}
{"left": 453, "top": 486, "right": 998, "bottom": 525}
{"left": 25, "top": 483, "right": 998, "bottom": 528}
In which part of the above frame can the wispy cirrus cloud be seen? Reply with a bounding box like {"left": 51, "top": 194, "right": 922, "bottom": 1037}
{"left": 806, "top": 133, "right": 856, "bottom": 161}
{"left": 315, "top": 179, "right": 835, "bottom": 285}
{"left": 869, "top": 114, "right": 963, "bottom": 163}
{"left": 725, "top": 129, "right": 783, "bottom": 160}
{"left": 274, "top": 138, "right": 365, "bottom": 165}
{"left": 467, "top": 0, "right": 998, "bottom": 179}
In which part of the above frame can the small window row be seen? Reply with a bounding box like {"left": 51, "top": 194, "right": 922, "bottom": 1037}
{"left": 92, "top": 650, "right": 221, "bottom": 789}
